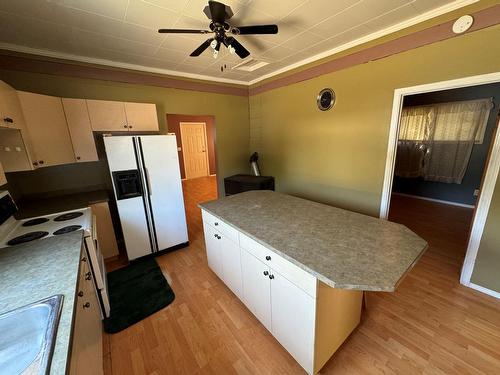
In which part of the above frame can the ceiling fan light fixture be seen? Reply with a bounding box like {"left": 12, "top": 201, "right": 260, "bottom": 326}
{"left": 210, "top": 39, "right": 218, "bottom": 49}
{"left": 228, "top": 45, "right": 236, "bottom": 54}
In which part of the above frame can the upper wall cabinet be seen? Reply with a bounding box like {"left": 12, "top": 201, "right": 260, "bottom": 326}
{"left": 87, "top": 100, "right": 128, "bottom": 131}
{"left": 123, "top": 102, "right": 159, "bottom": 131}
{"left": 62, "top": 98, "right": 98, "bottom": 163}
{"left": 87, "top": 99, "right": 159, "bottom": 132}
{"left": 18, "top": 91, "right": 76, "bottom": 168}
{"left": 0, "top": 81, "right": 26, "bottom": 130}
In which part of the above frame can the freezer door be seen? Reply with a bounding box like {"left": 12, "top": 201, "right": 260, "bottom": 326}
{"left": 138, "top": 135, "right": 189, "bottom": 250}
{"left": 104, "top": 136, "right": 154, "bottom": 259}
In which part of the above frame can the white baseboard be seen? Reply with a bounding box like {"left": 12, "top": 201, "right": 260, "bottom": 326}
{"left": 468, "top": 282, "right": 500, "bottom": 299}
{"left": 392, "top": 192, "right": 474, "bottom": 208}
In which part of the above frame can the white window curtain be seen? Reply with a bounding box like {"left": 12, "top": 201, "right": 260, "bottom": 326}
{"left": 395, "top": 98, "right": 493, "bottom": 184}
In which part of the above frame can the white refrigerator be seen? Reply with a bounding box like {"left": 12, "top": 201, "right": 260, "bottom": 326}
{"left": 104, "top": 135, "right": 188, "bottom": 260}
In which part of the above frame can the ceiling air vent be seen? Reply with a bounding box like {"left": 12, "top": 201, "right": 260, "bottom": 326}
{"left": 233, "top": 58, "right": 269, "bottom": 72}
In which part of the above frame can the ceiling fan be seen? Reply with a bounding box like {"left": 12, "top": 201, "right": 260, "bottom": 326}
{"left": 158, "top": 0, "right": 278, "bottom": 59}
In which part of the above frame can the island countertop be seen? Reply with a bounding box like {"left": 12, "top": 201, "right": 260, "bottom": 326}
{"left": 0, "top": 231, "right": 84, "bottom": 374}
{"left": 199, "top": 190, "right": 427, "bottom": 292}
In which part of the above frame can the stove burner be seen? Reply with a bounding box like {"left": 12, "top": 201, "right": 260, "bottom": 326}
{"left": 22, "top": 217, "right": 50, "bottom": 227}
{"left": 53, "top": 225, "right": 82, "bottom": 235}
{"left": 7, "top": 231, "right": 49, "bottom": 246}
{"left": 54, "top": 212, "right": 83, "bottom": 222}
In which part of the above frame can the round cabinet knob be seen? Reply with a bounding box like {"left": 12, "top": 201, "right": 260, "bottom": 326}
{"left": 3, "top": 117, "right": 13, "bottom": 123}
{"left": 33, "top": 162, "right": 38, "bottom": 166}
{"left": 85, "top": 272, "right": 92, "bottom": 280}
{"left": 83, "top": 302, "right": 91, "bottom": 309}
{"left": 265, "top": 255, "right": 271, "bottom": 261}
{"left": 128, "top": 125, "right": 133, "bottom": 129}
{"left": 214, "top": 234, "right": 217, "bottom": 238}
{"left": 78, "top": 291, "right": 84, "bottom": 297}
{"left": 39, "top": 160, "right": 44, "bottom": 165}
{"left": 124, "top": 125, "right": 128, "bottom": 128}
{"left": 263, "top": 271, "right": 269, "bottom": 276}
{"left": 81, "top": 257, "right": 87, "bottom": 262}
{"left": 214, "top": 222, "right": 218, "bottom": 226}
{"left": 269, "top": 274, "right": 275, "bottom": 280}
{"left": 76, "top": 156, "right": 81, "bottom": 160}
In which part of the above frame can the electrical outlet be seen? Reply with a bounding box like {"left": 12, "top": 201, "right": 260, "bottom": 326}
{"left": 474, "top": 189, "right": 480, "bottom": 197}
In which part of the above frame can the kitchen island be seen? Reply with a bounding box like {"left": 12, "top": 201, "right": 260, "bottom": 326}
{"left": 199, "top": 190, "right": 427, "bottom": 374}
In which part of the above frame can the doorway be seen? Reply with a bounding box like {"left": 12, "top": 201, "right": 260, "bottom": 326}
{"left": 180, "top": 122, "right": 210, "bottom": 180}
{"left": 380, "top": 73, "right": 500, "bottom": 296}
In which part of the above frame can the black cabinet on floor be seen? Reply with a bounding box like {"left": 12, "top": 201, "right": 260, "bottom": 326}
{"left": 224, "top": 174, "right": 275, "bottom": 196}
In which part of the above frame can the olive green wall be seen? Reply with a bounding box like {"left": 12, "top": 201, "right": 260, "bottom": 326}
{"left": 249, "top": 25, "right": 500, "bottom": 292}
{"left": 0, "top": 70, "right": 250, "bottom": 195}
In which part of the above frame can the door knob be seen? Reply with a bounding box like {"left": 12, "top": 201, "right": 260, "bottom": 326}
{"left": 83, "top": 302, "right": 91, "bottom": 309}
{"left": 78, "top": 291, "right": 84, "bottom": 297}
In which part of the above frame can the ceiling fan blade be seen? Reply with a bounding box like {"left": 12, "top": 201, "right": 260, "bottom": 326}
{"left": 158, "top": 28, "right": 211, "bottom": 34}
{"left": 190, "top": 38, "right": 214, "bottom": 57}
{"left": 226, "top": 37, "right": 250, "bottom": 59}
{"left": 207, "top": 1, "right": 227, "bottom": 24}
{"left": 232, "top": 25, "right": 278, "bottom": 35}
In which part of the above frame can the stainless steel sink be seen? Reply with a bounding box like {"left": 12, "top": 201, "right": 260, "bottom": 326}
{"left": 0, "top": 294, "right": 63, "bottom": 375}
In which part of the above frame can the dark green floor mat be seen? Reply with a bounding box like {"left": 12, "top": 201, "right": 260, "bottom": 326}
{"left": 103, "top": 257, "right": 175, "bottom": 333}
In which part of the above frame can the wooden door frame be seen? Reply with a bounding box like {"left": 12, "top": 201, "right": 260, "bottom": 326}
{"left": 179, "top": 121, "right": 210, "bottom": 179}
{"left": 379, "top": 71, "right": 500, "bottom": 297}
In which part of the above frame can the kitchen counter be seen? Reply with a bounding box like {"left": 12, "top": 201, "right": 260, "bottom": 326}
{"left": 0, "top": 231, "right": 84, "bottom": 374}
{"left": 14, "top": 189, "right": 110, "bottom": 219}
{"left": 199, "top": 190, "right": 427, "bottom": 292}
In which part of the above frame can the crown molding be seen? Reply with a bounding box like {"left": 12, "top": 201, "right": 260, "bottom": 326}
{"left": 0, "top": 0, "right": 480, "bottom": 90}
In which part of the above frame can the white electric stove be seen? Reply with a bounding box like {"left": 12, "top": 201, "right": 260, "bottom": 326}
{"left": 0, "top": 191, "right": 110, "bottom": 318}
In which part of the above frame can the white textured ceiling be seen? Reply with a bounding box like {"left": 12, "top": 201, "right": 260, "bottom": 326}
{"left": 0, "top": 0, "right": 475, "bottom": 84}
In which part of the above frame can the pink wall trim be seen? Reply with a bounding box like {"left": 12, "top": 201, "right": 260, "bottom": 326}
{"left": 249, "top": 5, "right": 500, "bottom": 96}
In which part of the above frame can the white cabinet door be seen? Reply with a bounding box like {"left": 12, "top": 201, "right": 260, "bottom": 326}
{"left": 219, "top": 235, "right": 242, "bottom": 298}
{"left": 124, "top": 102, "right": 159, "bottom": 131}
{"left": 203, "top": 223, "right": 223, "bottom": 278}
{"left": 87, "top": 99, "right": 127, "bottom": 131}
{"left": 62, "top": 98, "right": 98, "bottom": 162}
{"left": 270, "top": 271, "right": 315, "bottom": 374}
{"left": 241, "top": 248, "right": 272, "bottom": 331}
{"left": 17, "top": 91, "right": 75, "bottom": 167}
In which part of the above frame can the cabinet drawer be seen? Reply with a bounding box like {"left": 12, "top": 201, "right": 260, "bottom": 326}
{"left": 201, "top": 210, "right": 239, "bottom": 245}
{"left": 240, "top": 232, "right": 316, "bottom": 298}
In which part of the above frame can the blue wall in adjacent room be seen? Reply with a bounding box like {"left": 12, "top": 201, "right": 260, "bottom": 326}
{"left": 392, "top": 83, "right": 500, "bottom": 206}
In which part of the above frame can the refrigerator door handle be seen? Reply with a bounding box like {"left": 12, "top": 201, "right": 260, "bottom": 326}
{"left": 145, "top": 167, "right": 153, "bottom": 196}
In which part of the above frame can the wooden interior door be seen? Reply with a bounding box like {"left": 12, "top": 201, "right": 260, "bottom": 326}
{"left": 180, "top": 122, "right": 209, "bottom": 179}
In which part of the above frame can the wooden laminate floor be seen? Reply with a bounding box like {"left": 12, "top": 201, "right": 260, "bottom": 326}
{"left": 103, "top": 181, "right": 500, "bottom": 375}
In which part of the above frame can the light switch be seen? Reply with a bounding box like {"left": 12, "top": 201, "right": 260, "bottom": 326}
{"left": 4, "top": 146, "right": 11, "bottom": 152}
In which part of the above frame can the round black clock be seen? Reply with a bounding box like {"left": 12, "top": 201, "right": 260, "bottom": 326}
{"left": 317, "top": 88, "right": 335, "bottom": 111}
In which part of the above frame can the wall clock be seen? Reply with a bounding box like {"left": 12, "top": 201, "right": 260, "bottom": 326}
{"left": 317, "top": 88, "right": 335, "bottom": 111}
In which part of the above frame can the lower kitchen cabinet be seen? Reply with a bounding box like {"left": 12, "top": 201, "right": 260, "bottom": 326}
{"left": 202, "top": 220, "right": 242, "bottom": 297}
{"left": 69, "top": 250, "right": 103, "bottom": 375}
{"left": 201, "top": 209, "right": 363, "bottom": 374}
{"left": 270, "top": 267, "right": 315, "bottom": 373}
{"left": 240, "top": 248, "right": 272, "bottom": 331}
{"left": 0, "top": 161, "right": 6, "bottom": 185}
